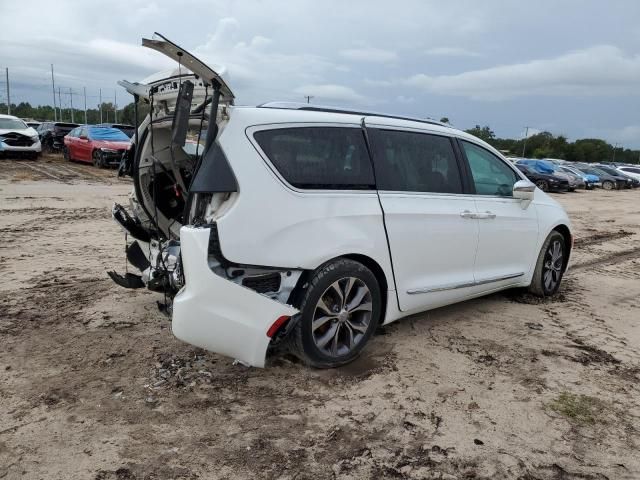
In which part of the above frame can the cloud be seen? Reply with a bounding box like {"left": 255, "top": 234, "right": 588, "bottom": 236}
{"left": 606, "top": 125, "right": 640, "bottom": 144}
{"left": 424, "top": 47, "right": 480, "bottom": 57}
{"left": 293, "top": 84, "right": 366, "bottom": 104}
{"left": 406, "top": 45, "right": 640, "bottom": 100}
{"left": 339, "top": 47, "right": 398, "bottom": 63}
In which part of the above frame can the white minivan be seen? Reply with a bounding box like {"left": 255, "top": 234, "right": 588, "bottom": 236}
{"left": 110, "top": 34, "right": 572, "bottom": 368}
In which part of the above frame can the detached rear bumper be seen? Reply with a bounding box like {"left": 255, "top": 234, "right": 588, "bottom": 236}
{"left": 172, "top": 226, "right": 299, "bottom": 367}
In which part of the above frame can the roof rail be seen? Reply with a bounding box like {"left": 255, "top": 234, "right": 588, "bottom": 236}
{"left": 257, "top": 102, "right": 449, "bottom": 128}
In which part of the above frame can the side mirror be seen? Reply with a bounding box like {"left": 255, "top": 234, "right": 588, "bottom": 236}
{"left": 513, "top": 179, "right": 535, "bottom": 201}
{"left": 79, "top": 134, "right": 88, "bottom": 140}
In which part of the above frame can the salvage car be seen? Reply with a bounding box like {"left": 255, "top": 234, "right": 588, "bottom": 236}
{"left": 0, "top": 114, "right": 42, "bottom": 159}
{"left": 595, "top": 164, "right": 638, "bottom": 188}
{"left": 575, "top": 165, "right": 627, "bottom": 190}
{"left": 109, "top": 34, "right": 573, "bottom": 368}
{"left": 64, "top": 125, "right": 131, "bottom": 167}
{"left": 558, "top": 165, "right": 600, "bottom": 190}
{"left": 37, "top": 121, "right": 79, "bottom": 151}
{"left": 515, "top": 162, "right": 570, "bottom": 192}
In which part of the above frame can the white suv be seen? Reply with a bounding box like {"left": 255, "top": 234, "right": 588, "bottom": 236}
{"left": 111, "top": 34, "right": 572, "bottom": 368}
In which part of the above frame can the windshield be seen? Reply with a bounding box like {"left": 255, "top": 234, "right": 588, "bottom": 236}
{"left": 0, "top": 118, "right": 28, "bottom": 130}
{"left": 88, "top": 127, "right": 130, "bottom": 141}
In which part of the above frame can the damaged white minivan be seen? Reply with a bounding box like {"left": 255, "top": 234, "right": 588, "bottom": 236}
{"left": 110, "top": 34, "right": 572, "bottom": 368}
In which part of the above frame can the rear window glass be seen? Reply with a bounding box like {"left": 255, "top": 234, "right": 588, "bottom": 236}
{"left": 253, "top": 127, "right": 374, "bottom": 190}
{"left": 371, "top": 129, "right": 463, "bottom": 194}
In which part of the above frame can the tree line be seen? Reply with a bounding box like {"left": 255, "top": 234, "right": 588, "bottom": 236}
{"left": 462, "top": 124, "right": 639, "bottom": 165}
{"left": 0, "top": 101, "right": 149, "bottom": 127}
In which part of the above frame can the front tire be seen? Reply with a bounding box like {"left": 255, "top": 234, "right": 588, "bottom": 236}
{"left": 63, "top": 146, "right": 71, "bottom": 161}
{"left": 535, "top": 180, "right": 549, "bottom": 192}
{"left": 289, "top": 259, "right": 382, "bottom": 368}
{"left": 528, "top": 231, "right": 566, "bottom": 297}
{"left": 602, "top": 180, "right": 614, "bottom": 191}
{"left": 92, "top": 150, "right": 103, "bottom": 168}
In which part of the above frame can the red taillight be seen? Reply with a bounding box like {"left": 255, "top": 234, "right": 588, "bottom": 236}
{"left": 266, "top": 315, "right": 290, "bottom": 338}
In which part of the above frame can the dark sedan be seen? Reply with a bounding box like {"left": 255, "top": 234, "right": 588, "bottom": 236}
{"left": 575, "top": 165, "right": 627, "bottom": 190}
{"left": 595, "top": 165, "right": 638, "bottom": 188}
{"left": 515, "top": 164, "right": 569, "bottom": 192}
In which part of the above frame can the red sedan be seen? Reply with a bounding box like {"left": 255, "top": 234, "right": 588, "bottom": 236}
{"left": 64, "top": 125, "right": 131, "bottom": 168}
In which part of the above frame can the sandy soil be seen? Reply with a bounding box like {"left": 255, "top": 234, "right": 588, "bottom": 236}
{"left": 1, "top": 155, "right": 638, "bottom": 480}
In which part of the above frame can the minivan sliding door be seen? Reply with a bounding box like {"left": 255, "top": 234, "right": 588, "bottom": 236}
{"left": 367, "top": 125, "right": 479, "bottom": 313}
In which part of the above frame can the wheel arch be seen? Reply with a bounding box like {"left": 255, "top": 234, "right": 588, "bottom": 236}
{"left": 552, "top": 223, "right": 572, "bottom": 272}
{"left": 287, "top": 253, "right": 389, "bottom": 320}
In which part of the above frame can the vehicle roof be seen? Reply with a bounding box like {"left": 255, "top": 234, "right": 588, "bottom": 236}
{"left": 0, "top": 114, "right": 21, "bottom": 120}
{"left": 257, "top": 102, "right": 449, "bottom": 128}
{"left": 229, "top": 103, "right": 498, "bottom": 152}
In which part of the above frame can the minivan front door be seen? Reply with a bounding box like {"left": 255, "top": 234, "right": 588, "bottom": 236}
{"left": 367, "top": 124, "right": 480, "bottom": 313}
{"left": 458, "top": 140, "right": 539, "bottom": 287}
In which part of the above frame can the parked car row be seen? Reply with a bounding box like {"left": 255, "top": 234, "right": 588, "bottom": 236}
{"left": 510, "top": 157, "right": 639, "bottom": 192}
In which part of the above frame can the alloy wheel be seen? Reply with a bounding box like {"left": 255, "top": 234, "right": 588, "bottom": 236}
{"left": 536, "top": 180, "right": 549, "bottom": 192}
{"left": 603, "top": 181, "right": 614, "bottom": 190}
{"left": 311, "top": 277, "right": 372, "bottom": 357}
{"left": 543, "top": 239, "right": 563, "bottom": 293}
{"left": 92, "top": 150, "right": 102, "bottom": 168}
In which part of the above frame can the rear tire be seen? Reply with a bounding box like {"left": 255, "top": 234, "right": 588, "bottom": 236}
{"left": 528, "top": 231, "right": 566, "bottom": 297}
{"left": 602, "top": 180, "right": 614, "bottom": 190}
{"left": 289, "top": 259, "right": 382, "bottom": 368}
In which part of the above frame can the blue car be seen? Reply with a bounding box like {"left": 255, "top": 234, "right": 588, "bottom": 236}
{"left": 558, "top": 165, "right": 600, "bottom": 190}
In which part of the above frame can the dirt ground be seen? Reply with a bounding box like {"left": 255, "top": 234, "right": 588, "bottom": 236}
{"left": 1, "top": 154, "right": 639, "bottom": 480}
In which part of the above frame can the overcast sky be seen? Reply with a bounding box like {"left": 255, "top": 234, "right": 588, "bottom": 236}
{"left": 1, "top": 0, "right": 639, "bottom": 147}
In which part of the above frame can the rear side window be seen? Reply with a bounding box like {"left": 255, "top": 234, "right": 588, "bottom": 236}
{"left": 253, "top": 127, "right": 374, "bottom": 190}
{"left": 461, "top": 141, "right": 517, "bottom": 197}
{"left": 371, "top": 129, "right": 462, "bottom": 193}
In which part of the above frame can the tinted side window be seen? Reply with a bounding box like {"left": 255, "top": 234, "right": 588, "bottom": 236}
{"left": 254, "top": 127, "right": 374, "bottom": 190}
{"left": 461, "top": 141, "right": 517, "bottom": 197}
{"left": 372, "top": 129, "right": 462, "bottom": 193}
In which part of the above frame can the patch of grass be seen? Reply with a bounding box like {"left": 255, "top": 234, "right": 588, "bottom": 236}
{"left": 548, "top": 392, "right": 604, "bottom": 425}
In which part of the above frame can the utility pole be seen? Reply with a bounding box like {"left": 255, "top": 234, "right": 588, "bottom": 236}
{"left": 83, "top": 87, "right": 87, "bottom": 125}
{"left": 304, "top": 95, "right": 314, "bottom": 104}
{"left": 99, "top": 88, "right": 103, "bottom": 124}
{"left": 58, "top": 87, "right": 62, "bottom": 122}
{"left": 612, "top": 143, "right": 619, "bottom": 162}
{"left": 5, "top": 68, "right": 10, "bottom": 115}
{"left": 114, "top": 89, "right": 118, "bottom": 123}
{"left": 521, "top": 126, "right": 530, "bottom": 157}
{"left": 69, "top": 87, "right": 74, "bottom": 123}
{"left": 51, "top": 64, "right": 57, "bottom": 121}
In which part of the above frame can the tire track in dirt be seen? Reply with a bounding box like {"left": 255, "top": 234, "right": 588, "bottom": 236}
{"left": 571, "top": 245, "right": 640, "bottom": 270}
{"left": 573, "top": 229, "right": 634, "bottom": 248}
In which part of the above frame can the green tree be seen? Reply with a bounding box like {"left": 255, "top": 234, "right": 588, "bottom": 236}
{"left": 465, "top": 125, "right": 495, "bottom": 142}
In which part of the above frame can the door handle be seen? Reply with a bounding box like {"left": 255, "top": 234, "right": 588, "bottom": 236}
{"left": 475, "top": 211, "right": 496, "bottom": 220}
{"left": 460, "top": 210, "right": 496, "bottom": 219}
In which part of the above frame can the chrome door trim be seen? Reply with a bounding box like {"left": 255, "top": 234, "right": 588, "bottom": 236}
{"left": 407, "top": 272, "right": 524, "bottom": 295}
